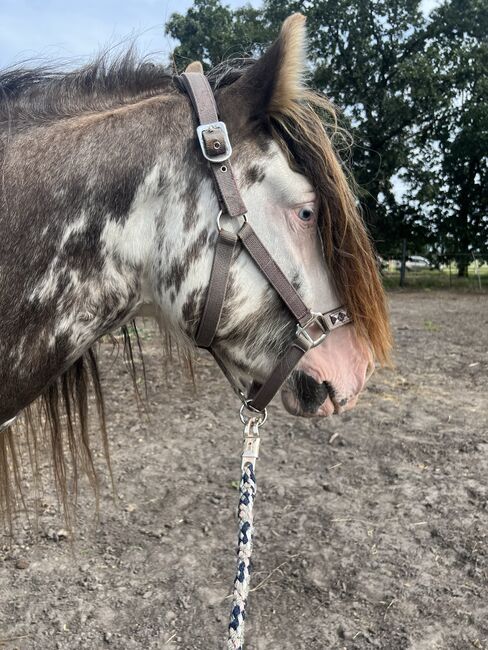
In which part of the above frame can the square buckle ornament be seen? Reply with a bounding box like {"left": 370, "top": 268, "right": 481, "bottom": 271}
{"left": 196, "top": 121, "right": 232, "bottom": 163}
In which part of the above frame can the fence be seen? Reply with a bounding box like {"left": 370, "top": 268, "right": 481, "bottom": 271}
{"left": 380, "top": 243, "right": 488, "bottom": 290}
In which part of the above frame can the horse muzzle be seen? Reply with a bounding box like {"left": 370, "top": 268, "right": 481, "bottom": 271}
{"left": 281, "top": 372, "right": 357, "bottom": 416}
{"left": 281, "top": 325, "right": 373, "bottom": 417}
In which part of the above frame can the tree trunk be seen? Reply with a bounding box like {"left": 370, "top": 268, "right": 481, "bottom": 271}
{"left": 456, "top": 256, "right": 469, "bottom": 278}
{"left": 455, "top": 158, "right": 477, "bottom": 279}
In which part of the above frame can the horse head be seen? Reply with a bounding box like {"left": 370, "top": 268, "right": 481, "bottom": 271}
{"left": 154, "top": 15, "right": 391, "bottom": 417}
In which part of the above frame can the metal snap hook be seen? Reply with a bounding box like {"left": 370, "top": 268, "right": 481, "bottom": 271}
{"left": 239, "top": 401, "right": 267, "bottom": 427}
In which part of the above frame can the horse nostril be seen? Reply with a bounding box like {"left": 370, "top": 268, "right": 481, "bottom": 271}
{"left": 294, "top": 371, "right": 329, "bottom": 413}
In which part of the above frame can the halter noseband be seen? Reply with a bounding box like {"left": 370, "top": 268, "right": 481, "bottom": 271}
{"left": 179, "top": 72, "right": 351, "bottom": 416}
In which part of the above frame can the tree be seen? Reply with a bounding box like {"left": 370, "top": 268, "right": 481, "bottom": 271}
{"left": 403, "top": 0, "right": 488, "bottom": 275}
{"left": 166, "top": 0, "right": 487, "bottom": 260}
{"left": 300, "top": 0, "right": 452, "bottom": 251}
{"left": 166, "top": 0, "right": 268, "bottom": 68}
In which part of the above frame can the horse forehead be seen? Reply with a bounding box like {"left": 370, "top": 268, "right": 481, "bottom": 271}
{"left": 241, "top": 141, "right": 313, "bottom": 204}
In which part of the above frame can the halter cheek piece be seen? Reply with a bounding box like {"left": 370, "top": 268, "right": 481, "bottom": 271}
{"left": 179, "top": 72, "right": 351, "bottom": 416}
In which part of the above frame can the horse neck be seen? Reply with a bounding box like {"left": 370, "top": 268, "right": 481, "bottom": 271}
{"left": 0, "top": 92, "right": 202, "bottom": 419}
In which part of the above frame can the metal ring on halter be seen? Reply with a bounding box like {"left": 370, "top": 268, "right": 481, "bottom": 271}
{"left": 216, "top": 209, "right": 248, "bottom": 232}
{"left": 239, "top": 401, "right": 267, "bottom": 426}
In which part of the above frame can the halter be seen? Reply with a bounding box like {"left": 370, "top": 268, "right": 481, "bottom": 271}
{"left": 179, "top": 72, "right": 351, "bottom": 418}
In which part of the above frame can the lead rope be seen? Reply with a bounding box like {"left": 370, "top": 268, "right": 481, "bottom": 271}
{"left": 227, "top": 414, "right": 264, "bottom": 649}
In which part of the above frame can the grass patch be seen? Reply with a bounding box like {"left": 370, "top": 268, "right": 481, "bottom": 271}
{"left": 424, "top": 320, "right": 440, "bottom": 332}
{"left": 382, "top": 266, "right": 488, "bottom": 292}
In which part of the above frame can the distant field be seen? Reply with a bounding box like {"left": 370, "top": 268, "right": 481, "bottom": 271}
{"left": 382, "top": 263, "right": 488, "bottom": 290}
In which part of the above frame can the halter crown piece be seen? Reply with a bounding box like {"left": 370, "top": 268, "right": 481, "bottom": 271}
{"left": 179, "top": 72, "right": 351, "bottom": 649}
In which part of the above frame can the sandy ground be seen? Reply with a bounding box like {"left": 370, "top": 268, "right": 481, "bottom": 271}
{"left": 1, "top": 291, "right": 487, "bottom": 650}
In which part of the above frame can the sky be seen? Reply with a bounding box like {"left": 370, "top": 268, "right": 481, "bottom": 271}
{"left": 1, "top": 0, "right": 441, "bottom": 69}
{"left": 0, "top": 0, "right": 259, "bottom": 68}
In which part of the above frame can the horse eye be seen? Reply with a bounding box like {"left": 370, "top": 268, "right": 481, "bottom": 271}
{"left": 298, "top": 207, "right": 314, "bottom": 221}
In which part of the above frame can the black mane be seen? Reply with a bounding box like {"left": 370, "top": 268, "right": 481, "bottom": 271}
{"left": 0, "top": 49, "right": 176, "bottom": 130}
{"left": 0, "top": 48, "right": 255, "bottom": 132}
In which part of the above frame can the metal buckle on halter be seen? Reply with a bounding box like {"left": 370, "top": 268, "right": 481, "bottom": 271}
{"left": 196, "top": 121, "right": 232, "bottom": 163}
{"left": 295, "top": 311, "right": 330, "bottom": 349}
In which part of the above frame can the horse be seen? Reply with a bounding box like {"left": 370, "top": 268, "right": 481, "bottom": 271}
{"left": 0, "top": 14, "right": 391, "bottom": 526}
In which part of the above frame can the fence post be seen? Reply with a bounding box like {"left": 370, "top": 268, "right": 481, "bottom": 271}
{"left": 400, "top": 239, "right": 407, "bottom": 287}
{"left": 473, "top": 253, "right": 482, "bottom": 291}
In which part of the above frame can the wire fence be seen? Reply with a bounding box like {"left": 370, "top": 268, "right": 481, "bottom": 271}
{"left": 380, "top": 245, "right": 488, "bottom": 291}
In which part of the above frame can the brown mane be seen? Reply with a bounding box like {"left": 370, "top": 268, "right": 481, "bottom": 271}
{"left": 269, "top": 91, "right": 392, "bottom": 365}
{"left": 0, "top": 324, "right": 144, "bottom": 532}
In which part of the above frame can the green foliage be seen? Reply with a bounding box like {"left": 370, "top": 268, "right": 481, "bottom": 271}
{"left": 165, "top": 0, "right": 269, "bottom": 68}
{"left": 304, "top": 0, "right": 446, "bottom": 248}
{"left": 165, "top": 0, "right": 488, "bottom": 263}
{"left": 403, "top": 0, "right": 488, "bottom": 273}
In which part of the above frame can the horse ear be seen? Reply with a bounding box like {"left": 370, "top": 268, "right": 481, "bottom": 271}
{"left": 219, "top": 14, "right": 307, "bottom": 125}
{"left": 185, "top": 61, "right": 204, "bottom": 73}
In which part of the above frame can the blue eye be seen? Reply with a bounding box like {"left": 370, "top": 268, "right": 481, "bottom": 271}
{"left": 298, "top": 207, "right": 314, "bottom": 221}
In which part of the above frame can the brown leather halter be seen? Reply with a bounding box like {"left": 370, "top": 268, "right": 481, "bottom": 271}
{"left": 180, "top": 72, "right": 351, "bottom": 418}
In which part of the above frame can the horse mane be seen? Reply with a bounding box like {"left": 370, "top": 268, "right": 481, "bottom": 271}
{"left": 0, "top": 49, "right": 258, "bottom": 133}
{"left": 268, "top": 93, "right": 392, "bottom": 366}
{"left": 0, "top": 323, "right": 147, "bottom": 532}
{"left": 0, "top": 48, "right": 174, "bottom": 131}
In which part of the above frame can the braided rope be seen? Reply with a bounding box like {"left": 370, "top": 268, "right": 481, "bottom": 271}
{"left": 228, "top": 461, "right": 256, "bottom": 649}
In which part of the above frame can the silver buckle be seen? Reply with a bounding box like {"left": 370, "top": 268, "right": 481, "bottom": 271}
{"left": 196, "top": 121, "right": 232, "bottom": 163}
{"left": 295, "top": 311, "right": 329, "bottom": 349}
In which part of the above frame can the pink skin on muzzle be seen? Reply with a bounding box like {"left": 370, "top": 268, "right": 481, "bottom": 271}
{"left": 281, "top": 325, "right": 374, "bottom": 417}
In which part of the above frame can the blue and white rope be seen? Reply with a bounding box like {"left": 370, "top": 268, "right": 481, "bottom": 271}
{"left": 228, "top": 460, "right": 257, "bottom": 650}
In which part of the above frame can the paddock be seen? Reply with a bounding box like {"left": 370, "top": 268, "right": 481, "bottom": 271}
{"left": 1, "top": 291, "right": 487, "bottom": 650}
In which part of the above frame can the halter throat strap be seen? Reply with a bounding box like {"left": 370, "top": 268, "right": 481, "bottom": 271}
{"left": 179, "top": 71, "right": 351, "bottom": 413}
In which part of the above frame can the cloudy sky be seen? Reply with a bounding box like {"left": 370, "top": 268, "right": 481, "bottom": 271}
{"left": 1, "top": 0, "right": 440, "bottom": 68}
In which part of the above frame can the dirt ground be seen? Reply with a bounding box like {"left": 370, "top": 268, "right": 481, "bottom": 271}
{"left": 1, "top": 291, "right": 487, "bottom": 650}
